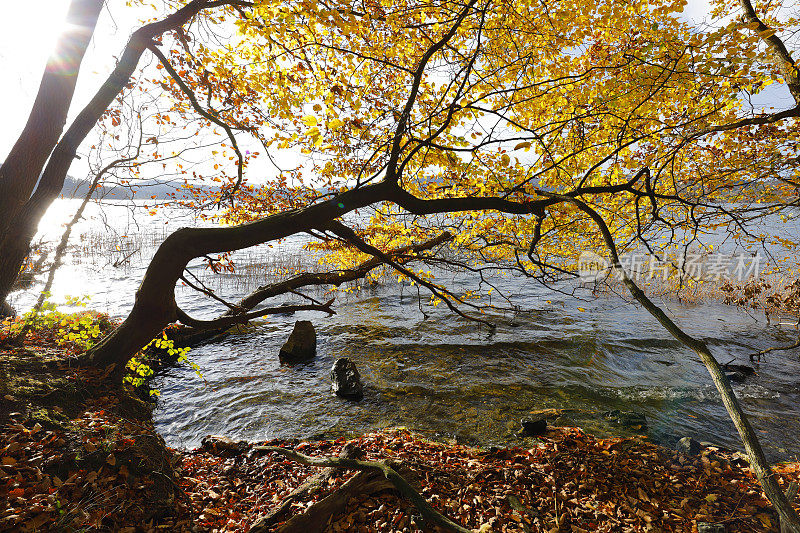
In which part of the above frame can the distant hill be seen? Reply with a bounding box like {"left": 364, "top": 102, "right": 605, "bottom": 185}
{"left": 60, "top": 176, "right": 205, "bottom": 200}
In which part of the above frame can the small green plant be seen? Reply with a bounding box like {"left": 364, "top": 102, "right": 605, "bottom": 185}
{"left": 0, "top": 295, "right": 114, "bottom": 352}
{"left": 124, "top": 331, "right": 200, "bottom": 395}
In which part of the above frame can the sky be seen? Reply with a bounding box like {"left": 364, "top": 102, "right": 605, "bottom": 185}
{"left": 0, "top": 0, "right": 781, "bottom": 178}
{"left": 0, "top": 0, "right": 149, "bottom": 164}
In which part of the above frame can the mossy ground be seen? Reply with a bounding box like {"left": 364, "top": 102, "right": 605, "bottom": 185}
{"left": 0, "top": 341, "right": 180, "bottom": 531}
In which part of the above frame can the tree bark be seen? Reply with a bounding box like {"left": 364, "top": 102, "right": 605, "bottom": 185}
{"left": 0, "top": 0, "right": 104, "bottom": 303}
{"left": 0, "top": 0, "right": 104, "bottom": 229}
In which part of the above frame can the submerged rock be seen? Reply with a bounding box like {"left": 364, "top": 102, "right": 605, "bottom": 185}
{"left": 331, "top": 357, "right": 364, "bottom": 400}
{"left": 722, "top": 363, "right": 754, "bottom": 383}
{"left": 519, "top": 417, "right": 547, "bottom": 437}
{"left": 724, "top": 370, "right": 747, "bottom": 383}
{"left": 601, "top": 409, "right": 647, "bottom": 430}
{"left": 278, "top": 320, "right": 316, "bottom": 362}
{"left": 200, "top": 435, "right": 249, "bottom": 457}
{"left": 519, "top": 409, "right": 569, "bottom": 437}
{"left": 722, "top": 363, "right": 755, "bottom": 376}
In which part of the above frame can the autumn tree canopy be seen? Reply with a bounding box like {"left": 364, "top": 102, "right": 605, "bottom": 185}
{"left": 138, "top": 0, "right": 800, "bottom": 290}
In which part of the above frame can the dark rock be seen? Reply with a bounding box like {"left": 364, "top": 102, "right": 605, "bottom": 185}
{"left": 722, "top": 363, "right": 755, "bottom": 376}
{"left": 722, "top": 363, "right": 754, "bottom": 383}
{"left": 697, "top": 522, "right": 725, "bottom": 533}
{"left": 331, "top": 357, "right": 364, "bottom": 400}
{"left": 518, "top": 408, "right": 568, "bottom": 437}
{"left": 725, "top": 370, "right": 746, "bottom": 383}
{"left": 200, "top": 435, "right": 249, "bottom": 457}
{"left": 601, "top": 409, "right": 647, "bottom": 430}
{"left": 677, "top": 436, "right": 702, "bottom": 456}
{"left": 519, "top": 417, "right": 547, "bottom": 437}
{"left": 0, "top": 300, "right": 15, "bottom": 319}
{"left": 278, "top": 320, "right": 316, "bottom": 362}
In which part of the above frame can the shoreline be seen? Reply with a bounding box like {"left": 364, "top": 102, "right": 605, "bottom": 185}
{"left": 2, "top": 340, "right": 800, "bottom": 532}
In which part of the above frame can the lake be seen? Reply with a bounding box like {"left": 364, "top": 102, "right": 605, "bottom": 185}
{"left": 10, "top": 198, "right": 800, "bottom": 460}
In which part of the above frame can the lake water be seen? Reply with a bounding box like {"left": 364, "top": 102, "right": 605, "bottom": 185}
{"left": 10, "top": 199, "right": 800, "bottom": 460}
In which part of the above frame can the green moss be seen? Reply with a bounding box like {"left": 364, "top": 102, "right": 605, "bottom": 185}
{"left": 29, "top": 407, "right": 71, "bottom": 430}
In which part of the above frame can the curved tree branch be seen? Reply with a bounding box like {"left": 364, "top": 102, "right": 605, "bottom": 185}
{"left": 385, "top": 0, "right": 478, "bottom": 183}
{"left": 740, "top": 0, "right": 800, "bottom": 104}
{"left": 147, "top": 41, "right": 245, "bottom": 200}
{"left": 750, "top": 335, "right": 800, "bottom": 361}
{"left": 0, "top": 0, "right": 254, "bottom": 306}
{"left": 325, "top": 220, "right": 495, "bottom": 327}
{"left": 174, "top": 299, "right": 334, "bottom": 329}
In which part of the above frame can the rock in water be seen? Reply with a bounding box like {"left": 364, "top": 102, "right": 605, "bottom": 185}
{"left": 724, "top": 370, "right": 746, "bottom": 383}
{"left": 722, "top": 363, "right": 755, "bottom": 376}
{"left": 519, "top": 417, "right": 547, "bottom": 437}
{"left": 279, "top": 320, "right": 316, "bottom": 362}
{"left": 601, "top": 409, "right": 647, "bottom": 430}
{"left": 331, "top": 358, "right": 364, "bottom": 400}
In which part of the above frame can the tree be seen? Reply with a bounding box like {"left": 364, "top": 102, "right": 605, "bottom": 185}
{"left": 4, "top": 0, "right": 800, "bottom": 528}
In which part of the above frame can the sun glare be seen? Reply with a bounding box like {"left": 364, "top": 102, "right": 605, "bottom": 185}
{"left": 0, "top": 2, "right": 70, "bottom": 73}
{"left": 0, "top": 1, "right": 72, "bottom": 159}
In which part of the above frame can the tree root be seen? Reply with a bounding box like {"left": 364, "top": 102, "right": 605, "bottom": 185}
{"left": 249, "top": 444, "right": 365, "bottom": 532}
{"left": 251, "top": 445, "right": 473, "bottom": 533}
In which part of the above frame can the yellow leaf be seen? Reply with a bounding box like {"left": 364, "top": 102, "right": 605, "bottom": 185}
{"left": 501, "top": 154, "right": 511, "bottom": 166}
{"left": 328, "top": 118, "right": 344, "bottom": 130}
{"left": 577, "top": 307, "right": 586, "bottom": 312}
{"left": 301, "top": 115, "right": 318, "bottom": 127}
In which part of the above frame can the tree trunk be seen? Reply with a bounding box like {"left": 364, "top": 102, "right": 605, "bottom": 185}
{"left": 0, "top": 0, "right": 103, "bottom": 304}
{"left": 562, "top": 195, "right": 800, "bottom": 533}
{"left": 0, "top": 0, "right": 104, "bottom": 229}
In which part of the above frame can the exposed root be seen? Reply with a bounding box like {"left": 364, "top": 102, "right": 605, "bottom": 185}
{"left": 252, "top": 445, "right": 473, "bottom": 533}
{"left": 249, "top": 443, "right": 365, "bottom": 532}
